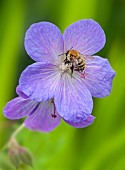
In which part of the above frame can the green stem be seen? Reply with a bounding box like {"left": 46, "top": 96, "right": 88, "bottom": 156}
{"left": 1, "top": 123, "right": 25, "bottom": 151}
{"left": 11, "top": 123, "right": 25, "bottom": 139}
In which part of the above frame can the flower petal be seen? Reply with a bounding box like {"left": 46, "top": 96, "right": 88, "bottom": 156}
{"left": 63, "top": 19, "right": 106, "bottom": 55}
{"left": 3, "top": 97, "right": 38, "bottom": 119}
{"left": 54, "top": 73, "right": 93, "bottom": 123}
{"left": 64, "top": 115, "right": 95, "bottom": 128}
{"left": 25, "top": 22, "right": 64, "bottom": 63}
{"left": 24, "top": 101, "right": 60, "bottom": 132}
{"left": 83, "top": 55, "right": 116, "bottom": 97}
{"left": 16, "top": 85, "right": 28, "bottom": 99}
{"left": 19, "top": 63, "right": 60, "bottom": 102}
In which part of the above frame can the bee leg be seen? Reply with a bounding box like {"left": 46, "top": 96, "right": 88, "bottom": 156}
{"left": 70, "top": 65, "right": 74, "bottom": 77}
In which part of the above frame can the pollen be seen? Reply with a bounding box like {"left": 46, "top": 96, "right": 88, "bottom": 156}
{"left": 60, "top": 63, "right": 71, "bottom": 73}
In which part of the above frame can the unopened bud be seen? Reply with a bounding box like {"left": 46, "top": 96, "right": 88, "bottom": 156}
{"left": 18, "top": 146, "right": 33, "bottom": 167}
{"left": 8, "top": 138, "right": 33, "bottom": 168}
{"left": 9, "top": 147, "right": 21, "bottom": 168}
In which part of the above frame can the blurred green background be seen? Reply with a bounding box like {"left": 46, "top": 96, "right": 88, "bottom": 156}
{"left": 0, "top": 0, "right": 125, "bottom": 169}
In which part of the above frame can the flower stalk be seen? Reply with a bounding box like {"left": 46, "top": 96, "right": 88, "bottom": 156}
{"left": 11, "top": 123, "right": 25, "bottom": 139}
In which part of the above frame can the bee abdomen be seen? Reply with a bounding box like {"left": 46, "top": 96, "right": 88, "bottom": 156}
{"left": 77, "top": 57, "right": 83, "bottom": 63}
{"left": 78, "top": 61, "right": 83, "bottom": 66}
{"left": 78, "top": 63, "right": 85, "bottom": 67}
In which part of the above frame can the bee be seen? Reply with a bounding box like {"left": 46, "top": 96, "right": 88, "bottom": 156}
{"left": 64, "top": 49, "right": 86, "bottom": 75}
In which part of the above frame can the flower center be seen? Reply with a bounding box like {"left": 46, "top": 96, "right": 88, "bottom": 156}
{"left": 58, "top": 49, "right": 87, "bottom": 78}
{"left": 60, "top": 62, "right": 72, "bottom": 73}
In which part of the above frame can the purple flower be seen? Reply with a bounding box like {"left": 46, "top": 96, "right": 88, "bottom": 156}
{"left": 18, "top": 19, "right": 115, "bottom": 124}
{"left": 3, "top": 86, "right": 95, "bottom": 132}
{"left": 3, "top": 19, "right": 115, "bottom": 132}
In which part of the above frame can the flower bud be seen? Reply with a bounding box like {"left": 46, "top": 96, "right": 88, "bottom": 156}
{"left": 18, "top": 146, "right": 33, "bottom": 167}
{"left": 9, "top": 147, "right": 21, "bottom": 168}
{"left": 8, "top": 138, "right": 33, "bottom": 168}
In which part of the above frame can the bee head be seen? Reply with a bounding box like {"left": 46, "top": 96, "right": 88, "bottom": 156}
{"left": 67, "top": 50, "right": 78, "bottom": 60}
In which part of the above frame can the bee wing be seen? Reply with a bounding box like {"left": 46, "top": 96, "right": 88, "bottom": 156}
{"left": 80, "top": 54, "right": 94, "bottom": 62}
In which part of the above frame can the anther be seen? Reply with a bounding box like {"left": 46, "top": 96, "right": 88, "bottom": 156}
{"left": 51, "top": 114, "right": 57, "bottom": 118}
{"left": 80, "top": 72, "right": 86, "bottom": 78}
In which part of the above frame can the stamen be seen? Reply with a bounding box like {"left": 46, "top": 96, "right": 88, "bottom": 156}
{"left": 51, "top": 99, "right": 57, "bottom": 118}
